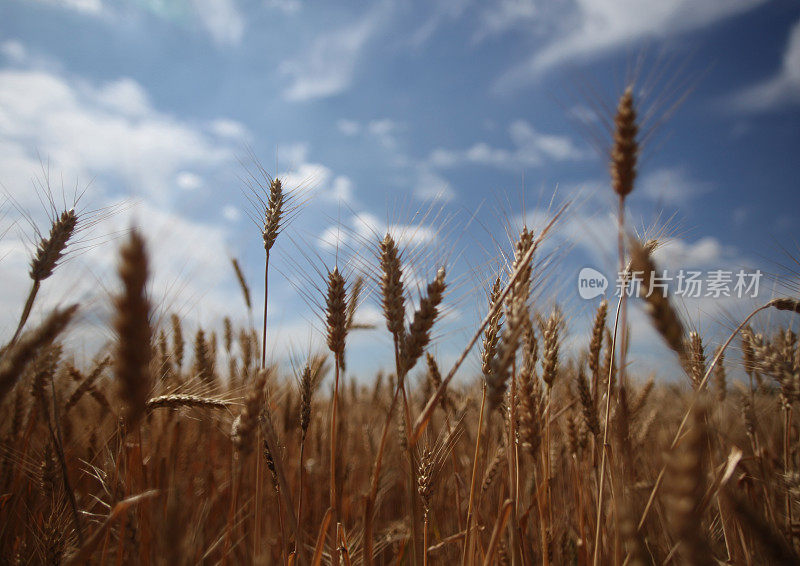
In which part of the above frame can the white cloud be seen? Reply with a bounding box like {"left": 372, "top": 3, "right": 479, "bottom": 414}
{"left": 408, "top": 0, "right": 471, "bottom": 47}
{"left": 176, "top": 171, "right": 203, "bottom": 191}
{"left": 0, "top": 69, "right": 232, "bottom": 206}
{"left": 509, "top": 119, "right": 586, "bottom": 161}
{"left": 0, "top": 141, "right": 47, "bottom": 208}
{"left": 281, "top": 5, "right": 387, "bottom": 101}
{"left": 209, "top": 119, "right": 249, "bottom": 140}
{"left": 570, "top": 104, "right": 601, "bottom": 124}
{"left": 93, "top": 78, "right": 151, "bottom": 117}
{"left": 326, "top": 210, "right": 438, "bottom": 253}
{"left": 265, "top": 0, "right": 302, "bottom": 14}
{"left": 474, "top": 0, "right": 538, "bottom": 41}
{"left": 190, "top": 0, "right": 245, "bottom": 46}
{"left": 318, "top": 225, "right": 347, "bottom": 251}
{"left": 330, "top": 176, "right": 354, "bottom": 202}
{"left": 36, "top": 0, "right": 103, "bottom": 14}
{"left": 653, "top": 237, "right": 726, "bottom": 269}
{"left": 519, "top": 206, "right": 617, "bottom": 261}
{"left": 494, "top": 0, "right": 766, "bottom": 91}
{"left": 280, "top": 162, "right": 331, "bottom": 192}
{"left": 428, "top": 148, "right": 460, "bottom": 168}
{"left": 731, "top": 18, "right": 800, "bottom": 111}
{"left": 278, "top": 142, "right": 309, "bottom": 168}
{"left": 336, "top": 117, "right": 401, "bottom": 149}
{"left": 428, "top": 120, "right": 585, "bottom": 170}
{"left": 32, "top": 0, "right": 244, "bottom": 46}
{"left": 279, "top": 162, "right": 355, "bottom": 204}
{"left": 222, "top": 205, "right": 240, "bottom": 221}
{"left": 638, "top": 167, "right": 711, "bottom": 206}
{"left": 367, "top": 118, "right": 401, "bottom": 149}
{"left": 414, "top": 168, "right": 456, "bottom": 202}
{"left": 0, "top": 40, "right": 27, "bottom": 64}
{"left": 351, "top": 211, "right": 383, "bottom": 240}
{"left": 518, "top": 199, "right": 731, "bottom": 274}
{"left": 337, "top": 119, "right": 361, "bottom": 136}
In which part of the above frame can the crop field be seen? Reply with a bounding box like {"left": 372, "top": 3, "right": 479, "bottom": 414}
{"left": 1, "top": 82, "right": 799, "bottom": 566}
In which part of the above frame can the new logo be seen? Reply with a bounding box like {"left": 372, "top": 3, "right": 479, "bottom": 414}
{"left": 578, "top": 267, "right": 608, "bottom": 300}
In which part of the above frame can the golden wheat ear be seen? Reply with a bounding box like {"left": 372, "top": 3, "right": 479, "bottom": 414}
{"left": 325, "top": 267, "right": 348, "bottom": 368}
{"left": 30, "top": 208, "right": 78, "bottom": 282}
{"left": 379, "top": 233, "right": 406, "bottom": 344}
{"left": 399, "top": 266, "right": 446, "bottom": 376}
{"left": 610, "top": 86, "right": 639, "bottom": 199}
{"left": 10, "top": 209, "right": 78, "bottom": 346}
{"left": 628, "top": 237, "right": 687, "bottom": 362}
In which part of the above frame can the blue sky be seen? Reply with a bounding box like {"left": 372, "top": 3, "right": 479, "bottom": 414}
{"left": 1, "top": 0, "right": 799, "bottom": 381}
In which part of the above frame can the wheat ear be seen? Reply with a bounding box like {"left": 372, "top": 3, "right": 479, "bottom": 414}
{"left": 261, "top": 178, "right": 284, "bottom": 369}
{"left": 325, "top": 267, "right": 347, "bottom": 515}
{"left": 629, "top": 238, "right": 687, "bottom": 362}
{"left": 379, "top": 233, "right": 406, "bottom": 344}
{"left": 400, "top": 267, "right": 446, "bottom": 375}
{"left": 113, "top": 229, "right": 152, "bottom": 429}
{"left": 11, "top": 209, "right": 78, "bottom": 346}
{"left": 145, "top": 394, "right": 232, "bottom": 411}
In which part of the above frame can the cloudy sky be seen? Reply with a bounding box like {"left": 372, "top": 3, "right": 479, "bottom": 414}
{"left": 1, "top": 0, "right": 799, "bottom": 381}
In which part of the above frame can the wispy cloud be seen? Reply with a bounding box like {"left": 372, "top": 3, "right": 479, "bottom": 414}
{"left": 318, "top": 211, "right": 438, "bottom": 254}
{"left": 335, "top": 117, "right": 403, "bottom": 150}
{"left": 428, "top": 119, "right": 586, "bottom": 170}
{"left": 279, "top": 162, "right": 355, "bottom": 204}
{"left": 367, "top": 119, "right": 402, "bottom": 150}
{"left": 638, "top": 167, "right": 712, "bottom": 206}
{"left": 30, "top": 0, "right": 245, "bottom": 46}
{"left": 35, "top": 0, "right": 103, "bottom": 15}
{"left": 0, "top": 40, "right": 28, "bottom": 65}
{"left": 414, "top": 168, "right": 456, "bottom": 203}
{"left": 730, "top": 18, "right": 800, "bottom": 111}
{"left": 190, "top": 0, "right": 245, "bottom": 46}
{"left": 337, "top": 119, "right": 361, "bottom": 136}
{"left": 208, "top": 118, "right": 249, "bottom": 141}
{"left": 265, "top": 0, "right": 302, "bottom": 15}
{"left": 281, "top": 4, "right": 389, "bottom": 101}
{"left": 407, "top": 0, "right": 471, "bottom": 48}
{"left": 493, "top": 0, "right": 766, "bottom": 92}
{"left": 653, "top": 236, "right": 728, "bottom": 269}
{"left": 473, "top": 0, "right": 538, "bottom": 42}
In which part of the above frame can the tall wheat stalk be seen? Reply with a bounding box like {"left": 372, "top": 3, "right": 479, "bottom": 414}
{"left": 10, "top": 209, "right": 78, "bottom": 347}
{"left": 593, "top": 85, "right": 639, "bottom": 566}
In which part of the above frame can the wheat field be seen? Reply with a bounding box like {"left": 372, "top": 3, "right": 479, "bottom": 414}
{"left": 1, "top": 86, "right": 799, "bottom": 566}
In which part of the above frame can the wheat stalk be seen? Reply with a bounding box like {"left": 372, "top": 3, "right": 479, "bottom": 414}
{"left": 10, "top": 209, "right": 78, "bottom": 346}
